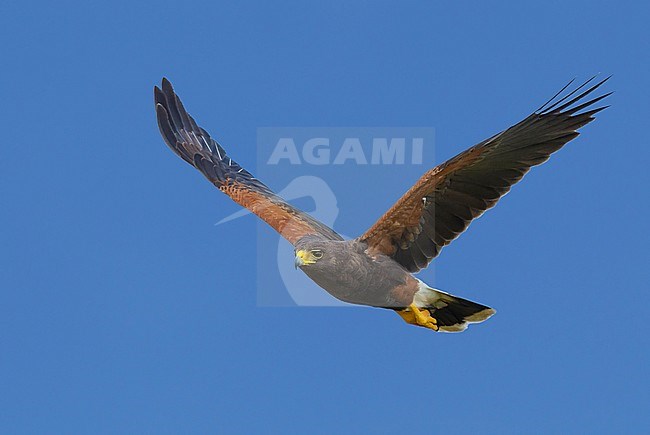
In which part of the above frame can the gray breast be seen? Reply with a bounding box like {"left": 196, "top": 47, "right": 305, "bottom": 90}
{"left": 300, "top": 239, "right": 412, "bottom": 307}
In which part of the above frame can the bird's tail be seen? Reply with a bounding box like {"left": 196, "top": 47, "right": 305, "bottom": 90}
{"left": 399, "top": 281, "right": 496, "bottom": 332}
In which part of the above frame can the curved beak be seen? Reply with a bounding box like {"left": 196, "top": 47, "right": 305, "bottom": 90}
{"left": 294, "top": 249, "right": 313, "bottom": 269}
{"left": 294, "top": 253, "right": 304, "bottom": 269}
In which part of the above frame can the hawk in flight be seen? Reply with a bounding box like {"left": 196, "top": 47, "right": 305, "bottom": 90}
{"left": 154, "top": 77, "right": 610, "bottom": 332}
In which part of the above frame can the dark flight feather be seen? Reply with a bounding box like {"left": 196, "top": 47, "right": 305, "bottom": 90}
{"left": 154, "top": 78, "right": 342, "bottom": 244}
{"left": 360, "top": 76, "right": 611, "bottom": 272}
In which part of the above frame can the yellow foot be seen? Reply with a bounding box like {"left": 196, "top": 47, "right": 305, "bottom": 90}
{"left": 397, "top": 303, "right": 438, "bottom": 331}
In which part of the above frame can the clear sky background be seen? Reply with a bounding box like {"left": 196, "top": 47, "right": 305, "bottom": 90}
{"left": 1, "top": 1, "right": 649, "bottom": 433}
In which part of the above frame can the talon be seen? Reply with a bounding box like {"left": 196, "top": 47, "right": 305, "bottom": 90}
{"left": 398, "top": 303, "right": 439, "bottom": 331}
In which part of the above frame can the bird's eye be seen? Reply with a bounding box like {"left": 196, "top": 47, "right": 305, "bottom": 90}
{"left": 311, "top": 250, "right": 323, "bottom": 259}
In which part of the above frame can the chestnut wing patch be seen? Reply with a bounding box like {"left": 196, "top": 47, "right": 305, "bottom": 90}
{"left": 155, "top": 79, "right": 342, "bottom": 244}
{"left": 361, "top": 77, "right": 611, "bottom": 272}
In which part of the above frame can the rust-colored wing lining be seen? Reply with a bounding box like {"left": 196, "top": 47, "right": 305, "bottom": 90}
{"left": 154, "top": 78, "right": 342, "bottom": 244}
{"left": 360, "top": 77, "right": 611, "bottom": 272}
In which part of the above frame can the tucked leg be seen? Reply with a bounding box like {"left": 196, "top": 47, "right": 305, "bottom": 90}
{"left": 397, "top": 303, "right": 438, "bottom": 331}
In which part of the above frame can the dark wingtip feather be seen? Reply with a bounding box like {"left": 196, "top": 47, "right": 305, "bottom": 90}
{"left": 541, "top": 75, "right": 611, "bottom": 115}
{"left": 153, "top": 85, "right": 166, "bottom": 107}
{"left": 159, "top": 78, "right": 185, "bottom": 133}
{"left": 156, "top": 103, "right": 195, "bottom": 165}
{"left": 592, "top": 104, "right": 611, "bottom": 114}
{"left": 155, "top": 104, "right": 177, "bottom": 146}
{"left": 535, "top": 78, "right": 575, "bottom": 113}
{"left": 564, "top": 91, "right": 613, "bottom": 116}
{"left": 538, "top": 75, "right": 597, "bottom": 114}
{"left": 161, "top": 77, "right": 173, "bottom": 93}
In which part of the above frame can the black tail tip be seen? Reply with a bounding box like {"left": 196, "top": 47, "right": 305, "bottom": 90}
{"left": 428, "top": 294, "right": 495, "bottom": 333}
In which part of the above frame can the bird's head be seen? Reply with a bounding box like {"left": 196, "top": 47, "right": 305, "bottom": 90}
{"left": 293, "top": 236, "right": 339, "bottom": 270}
{"left": 294, "top": 247, "right": 323, "bottom": 268}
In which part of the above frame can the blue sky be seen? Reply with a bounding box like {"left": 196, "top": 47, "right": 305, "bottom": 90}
{"left": 1, "top": 1, "right": 649, "bottom": 433}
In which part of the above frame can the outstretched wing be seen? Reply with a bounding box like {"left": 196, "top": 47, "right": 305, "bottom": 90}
{"left": 154, "top": 78, "right": 342, "bottom": 244}
{"left": 360, "top": 76, "right": 611, "bottom": 272}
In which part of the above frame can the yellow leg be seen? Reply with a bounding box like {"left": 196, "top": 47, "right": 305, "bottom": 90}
{"left": 397, "top": 303, "right": 438, "bottom": 331}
